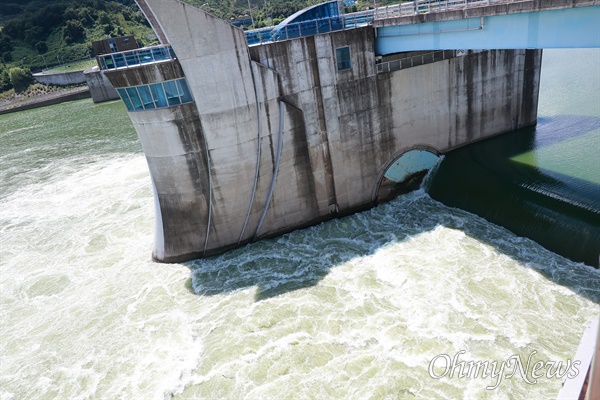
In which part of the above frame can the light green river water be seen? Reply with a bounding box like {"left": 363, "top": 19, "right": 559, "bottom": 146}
{"left": 0, "top": 49, "right": 598, "bottom": 399}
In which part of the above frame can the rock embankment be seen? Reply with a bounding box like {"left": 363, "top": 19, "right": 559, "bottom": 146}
{"left": 0, "top": 86, "right": 91, "bottom": 115}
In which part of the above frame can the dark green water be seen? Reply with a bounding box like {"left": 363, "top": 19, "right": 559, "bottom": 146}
{"left": 429, "top": 50, "right": 600, "bottom": 268}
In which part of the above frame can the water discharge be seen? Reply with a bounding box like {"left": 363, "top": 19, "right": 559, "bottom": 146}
{"left": 1, "top": 50, "right": 599, "bottom": 399}
{"left": 427, "top": 49, "right": 600, "bottom": 267}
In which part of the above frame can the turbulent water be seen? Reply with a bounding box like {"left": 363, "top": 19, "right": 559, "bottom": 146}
{"left": 1, "top": 50, "right": 599, "bottom": 399}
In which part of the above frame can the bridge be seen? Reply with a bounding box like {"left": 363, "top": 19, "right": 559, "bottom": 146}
{"left": 244, "top": 0, "right": 600, "bottom": 53}
{"left": 374, "top": 0, "right": 600, "bottom": 53}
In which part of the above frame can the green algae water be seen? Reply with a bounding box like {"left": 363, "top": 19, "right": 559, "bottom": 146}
{"left": 1, "top": 50, "right": 599, "bottom": 399}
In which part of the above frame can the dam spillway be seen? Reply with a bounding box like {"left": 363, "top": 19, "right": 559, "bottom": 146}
{"left": 101, "top": 0, "right": 542, "bottom": 262}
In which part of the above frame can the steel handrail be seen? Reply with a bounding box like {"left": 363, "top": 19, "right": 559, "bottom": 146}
{"left": 374, "top": 0, "right": 522, "bottom": 20}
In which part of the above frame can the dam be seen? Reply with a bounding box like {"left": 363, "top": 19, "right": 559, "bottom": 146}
{"left": 97, "top": 0, "right": 596, "bottom": 263}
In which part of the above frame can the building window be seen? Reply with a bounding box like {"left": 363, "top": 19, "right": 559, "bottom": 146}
{"left": 116, "top": 78, "right": 194, "bottom": 112}
{"left": 336, "top": 46, "right": 351, "bottom": 71}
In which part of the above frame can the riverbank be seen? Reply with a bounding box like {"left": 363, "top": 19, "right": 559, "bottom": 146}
{"left": 0, "top": 85, "right": 91, "bottom": 115}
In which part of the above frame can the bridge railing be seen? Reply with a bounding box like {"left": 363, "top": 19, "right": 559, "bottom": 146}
{"left": 97, "top": 44, "right": 176, "bottom": 71}
{"left": 374, "top": 0, "right": 517, "bottom": 19}
{"left": 245, "top": 10, "right": 374, "bottom": 46}
{"left": 245, "top": 0, "right": 519, "bottom": 45}
{"left": 377, "top": 50, "right": 467, "bottom": 73}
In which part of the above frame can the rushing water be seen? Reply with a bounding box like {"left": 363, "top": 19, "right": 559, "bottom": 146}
{"left": 1, "top": 50, "right": 599, "bottom": 400}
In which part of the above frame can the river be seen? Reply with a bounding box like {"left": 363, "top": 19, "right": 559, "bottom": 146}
{"left": 0, "top": 49, "right": 598, "bottom": 399}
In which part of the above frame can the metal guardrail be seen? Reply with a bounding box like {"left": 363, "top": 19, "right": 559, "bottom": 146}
{"left": 97, "top": 44, "right": 176, "bottom": 71}
{"left": 373, "top": 0, "right": 520, "bottom": 19}
{"left": 376, "top": 50, "right": 465, "bottom": 73}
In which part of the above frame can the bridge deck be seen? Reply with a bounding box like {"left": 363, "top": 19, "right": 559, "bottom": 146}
{"left": 375, "top": 0, "right": 600, "bottom": 53}
{"left": 373, "top": 0, "right": 599, "bottom": 25}
{"left": 244, "top": 0, "right": 599, "bottom": 52}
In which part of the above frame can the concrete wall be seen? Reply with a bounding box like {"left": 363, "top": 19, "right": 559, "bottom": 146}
{"left": 250, "top": 33, "right": 540, "bottom": 211}
{"left": 125, "top": 0, "right": 541, "bottom": 262}
{"left": 33, "top": 70, "right": 86, "bottom": 86}
{"left": 104, "top": 59, "right": 212, "bottom": 261}
{"left": 84, "top": 66, "right": 119, "bottom": 103}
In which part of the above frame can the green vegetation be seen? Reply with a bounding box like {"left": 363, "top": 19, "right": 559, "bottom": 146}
{"left": 45, "top": 59, "right": 98, "bottom": 73}
{"left": 8, "top": 66, "right": 32, "bottom": 92}
{"left": 182, "top": 0, "right": 398, "bottom": 29}
{"left": 0, "top": 0, "right": 154, "bottom": 75}
{"left": 0, "top": 0, "right": 397, "bottom": 94}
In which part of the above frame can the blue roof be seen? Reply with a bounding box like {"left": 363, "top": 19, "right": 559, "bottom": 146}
{"left": 276, "top": 1, "right": 339, "bottom": 28}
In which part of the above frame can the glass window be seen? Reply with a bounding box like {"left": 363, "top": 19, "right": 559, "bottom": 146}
{"left": 152, "top": 46, "right": 168, "bottom": 61}
{"left": 124, "top": 51, "right": 140, "bottom": 67}
{"left": 116, "top": 78, "right": 194, "bottom": 112}
{"left": 150, "top": 83, "right": 168, "bottom": 108}
{"left": 164, "top": 81, "right": 181, "bottom": 106}
{"left": 177, "top": 79, "right": 193, "bottom": 104}
{"left": 126, "top": 87, "right": 143, "bottom": 110}
{"left": 138, "top": 49, "right": 153, "bottom": 64}
{"left": 137, "top": 85, "right": 155, "bottom": 110}
{"left": 336, "top": 47, "right": 351, "bottom": 71}
{"left": 113, "top": 53, "right": 126, "bottom": 68}
{"left": 117, "top": 88, "right": 133, "bottom": 111}
{"left": 104, "top": 56, "right": 115, "bottom": 70}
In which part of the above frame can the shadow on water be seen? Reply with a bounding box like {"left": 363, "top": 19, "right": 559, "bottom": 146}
{"left": 428, "top": 115, "right": 600, "bottom": 268}
{"left": 184, "top": 203, "right": 406, "bottom": 302}
{"left": 184, "top": 115, "right": 600, "bottom": 303}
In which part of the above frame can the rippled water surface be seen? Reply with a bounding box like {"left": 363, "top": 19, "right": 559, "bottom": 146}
{"left": 1, "top": 50, "right": 599, "bottom": 399}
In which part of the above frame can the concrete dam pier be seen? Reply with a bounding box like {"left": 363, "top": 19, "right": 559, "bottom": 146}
{"left": 102, "top": 0, "right": 542, "bottom": 262}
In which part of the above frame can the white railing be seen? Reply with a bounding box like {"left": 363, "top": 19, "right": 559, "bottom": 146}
{"left": 374, "top": 0, "right": 520, "bottom": 19}
{"left": 376, "top": 50, "right": 455, "bottom": 73}
{"left": 97, "top": 44, "right": 176, "bottom": 71}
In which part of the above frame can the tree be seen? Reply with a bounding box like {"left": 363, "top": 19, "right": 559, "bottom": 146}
{"left": 2, "top": 52, "right": 13, "bottom": 63}
{"left": 0, "top": 70, "right": 11, "bottom": 92}
{"left": 0, "top": 33, "right": 14, "bottom": 54}
{"left": 34, "top": 41, "right": 47, "bottom": 54}
{"left": 9, "top": 67, "right": 32, "bottom": 92}
{"left": 63, "top": 19, "right": 85, "bottom": 44}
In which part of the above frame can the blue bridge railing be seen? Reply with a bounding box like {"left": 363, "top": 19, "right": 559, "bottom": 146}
{"left": 245, "top": 11, "right": 374, "bottom": 46}
{"left": 245, "top": 0, "right": 529, "bottom": 46}
{"left": 98, "top": 44, "right": 177, "bottom": 71}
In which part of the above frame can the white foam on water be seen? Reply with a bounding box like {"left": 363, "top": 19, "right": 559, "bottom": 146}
{"left": 2, "top": 54, "right": 600, "bottom": 398}
{"left": 0, "top": 153, "right": 208, "bottom": 400}
{"left": 171, "top": 192, "right": 600, "bottom": 400}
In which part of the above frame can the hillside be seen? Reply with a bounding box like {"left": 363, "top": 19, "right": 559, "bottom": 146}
{"left": 0, "top": 0, "right": 384, "bottom": 91}
{"left": 0, "top": 1, "right": 153, "bottom": 71}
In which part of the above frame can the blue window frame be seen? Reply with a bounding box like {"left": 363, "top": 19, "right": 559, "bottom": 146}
{"left": 177, "top": 79, "right": 193, "bottom": 104}
{"left": 116, "top": 79, "right": 194, "bottom": 112}
{"left": 163, "top": 81, "right": 181, "bottom": 106}
{"left": 336, "top": 47, "right": 351, "bottom": 71}
{"left": 126, "top": 87, "right": 144, "bottom": 110}
{"left": 137, "top": 85, "right": 155, "bottom": 110}
{"left": 150, "top": 83, "right": 168, "bottom": 108}
{"left": 116, "top": 88, "right": 133, "bottom": 110}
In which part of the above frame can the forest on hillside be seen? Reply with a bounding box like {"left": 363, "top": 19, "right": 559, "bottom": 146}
{"left": 0, "top": 0, "right": 389, "bottom": 92}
